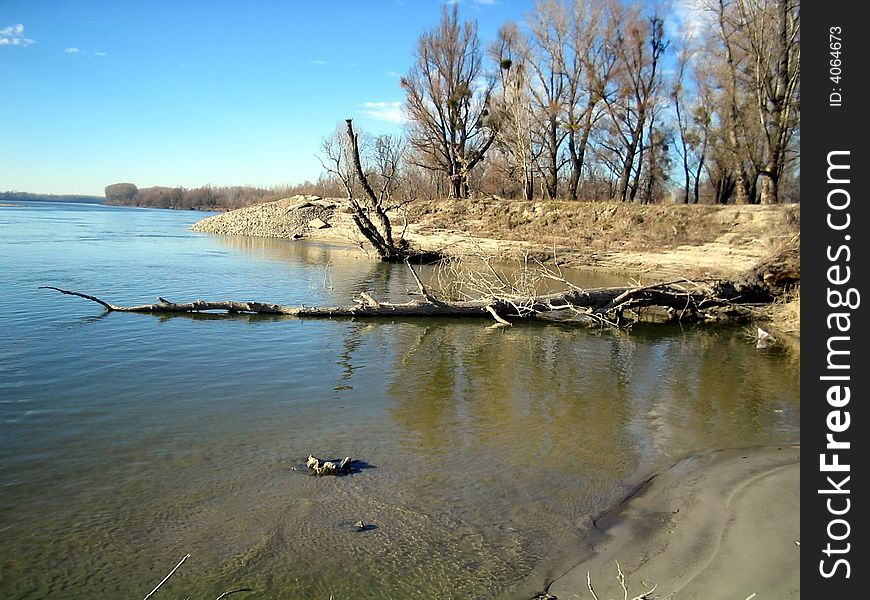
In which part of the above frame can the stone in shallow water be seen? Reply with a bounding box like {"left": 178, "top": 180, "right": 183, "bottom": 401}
{"left": 305, "top": 454, "right": 355, "bottom": 475}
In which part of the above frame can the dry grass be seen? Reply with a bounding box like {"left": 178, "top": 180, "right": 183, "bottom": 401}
{"left": 760, "top": 286, "right": 801, "bottom": 336}
{"left": 409, "top": 198, "right": 800, "bottom": 255}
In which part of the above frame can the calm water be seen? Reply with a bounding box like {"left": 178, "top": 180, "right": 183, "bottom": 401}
{"left": 0, "top": 201, "right": 799, "bottom": 599}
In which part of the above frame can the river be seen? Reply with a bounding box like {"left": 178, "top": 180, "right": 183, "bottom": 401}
{"left": 0, "top": 201, "right": 800, "bottom": 599}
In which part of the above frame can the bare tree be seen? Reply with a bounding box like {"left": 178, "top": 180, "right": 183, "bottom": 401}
{"left": 712, "top": 0, "right": 758, "bottom": 204}
{"left": 490, "top": 22, "right": 538, "bottom": 200}
{"left": 319, "top": 119, "right": 408, "bottom": 261}
{"left": 564, "top": 0, "right": 613, "bottom": 200}
{"left": 525, "top": 0, "right": 571, "bottom": 199}
{"left": 401, "top": 4, "right": 498, "bottom": 199}
{"left": 671, "top": 35, "right": 711, "bottom": 204}
{"left": 601, "top": 5, "right": 668, "bottom": 202}
{"left": 734, "top": 0, "right": 800, "bottom": 204}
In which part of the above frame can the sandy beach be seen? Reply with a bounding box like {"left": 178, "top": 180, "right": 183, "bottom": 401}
{"left": 543, "top": 446, "right": 799, "bottom": 600}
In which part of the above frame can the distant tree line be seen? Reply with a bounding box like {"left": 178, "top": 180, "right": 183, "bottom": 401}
{"left": 1, "top": 191, "right": 103, "bottom": 204}
{"left": 322, "top": 0, "right": 799, "bottom": 205}
{"left": 103, "top": 182, "right": 321, "bottom": 210}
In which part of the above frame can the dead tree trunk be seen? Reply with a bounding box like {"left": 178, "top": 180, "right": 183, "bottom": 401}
{"left": 344, "top": 119, "right": 405, "bottom": 262}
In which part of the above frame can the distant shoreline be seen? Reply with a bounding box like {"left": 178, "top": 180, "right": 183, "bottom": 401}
{"left": 0, "top": 193, "right": 104, "bottom": 205}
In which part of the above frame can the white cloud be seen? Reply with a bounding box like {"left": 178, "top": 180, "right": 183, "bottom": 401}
{"left": 1, "top": 24, "right": 35, "bottom": 47}
{"left": 361, "top": 101, "right": 406, "bottom": 124}
{"left": 310, "top": 59, "right": 327, "bottom": 65}
{"left": 386, "top": 71, "right": 401, "bottom": 78}
{"left": 64, "top": 47, "right": 107, "bottom": 57}
{"left": 668, "top": 0, "right": 714, "bottom": 41}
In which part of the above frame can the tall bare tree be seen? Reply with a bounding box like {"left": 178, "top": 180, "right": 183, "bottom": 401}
{"left": 563, "top": 0, "right": 613, "bottom": 200}
{"left": 525, "top": 0, "right": 572, "bottom": 199}
{"left": 601, "top": 5, "right": 668, "bottom": 202}
{"left": 713, "top": 0, "right": 755, "bottom": 204}
{"left": 734, "top": 0, "right": 800, "bottom": 204}
{"left": 490, "top": 22, "right": 537, "bottom": 200}
{"left": 401, "top": 4, "right": 498, "bottom": 199}
{"left": 671, "top": 34, "right": 711, "bottom": 204}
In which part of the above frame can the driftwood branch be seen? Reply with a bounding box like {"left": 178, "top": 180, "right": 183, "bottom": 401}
{"left": 45, "top": 259, "right": 773, "bottom": 326}
{"left": 43, "top": 270, "right": 769, "bottom": 326}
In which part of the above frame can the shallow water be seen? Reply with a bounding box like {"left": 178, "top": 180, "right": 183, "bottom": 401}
{"left": 0, "top": 201, "right": 799, "bottom": 599}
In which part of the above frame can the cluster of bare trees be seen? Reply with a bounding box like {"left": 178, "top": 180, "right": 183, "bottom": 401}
{"left": 323, "top": 0, "right": 799, "bottom": 205}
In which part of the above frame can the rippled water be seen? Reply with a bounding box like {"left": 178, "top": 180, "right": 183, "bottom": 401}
{"left": 0, "top": 201, "right": 799, "bottom": 599}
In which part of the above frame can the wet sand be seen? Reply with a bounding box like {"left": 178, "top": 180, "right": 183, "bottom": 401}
{"left": 545, "top": 446, "right": 799, "bottom": 600}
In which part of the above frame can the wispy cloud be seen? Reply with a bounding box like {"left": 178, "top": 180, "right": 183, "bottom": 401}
{"left": 64, "top": 47, "right": 108, "bottom": 57}
{"left": 386, "top": 71, "right": 402, "bottom": 78}
{"left": 310, "top": 59, "right": 327, "bottom": 65}
{"left": 668, "top": 0, "right": 714, "bottom": 41}
{"left": 360, "top": 101, "right": 405, "bottom": 124}
{"left": 1, "top": 24, "right": 35, "bottom": 47}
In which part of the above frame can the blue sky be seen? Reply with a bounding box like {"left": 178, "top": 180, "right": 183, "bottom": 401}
{"left": 1, "top": 0, "right": 536, "bottom": 196}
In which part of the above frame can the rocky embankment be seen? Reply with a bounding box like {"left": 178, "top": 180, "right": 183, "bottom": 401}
{"left": 191, "top": 195, "right": 346, "bottom": 239}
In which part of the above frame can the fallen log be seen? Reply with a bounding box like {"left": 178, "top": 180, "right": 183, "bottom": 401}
{"left": 42, "top": 260, "right": 773, "bottom": 326}
{"left": 42, "top": 277, "right": 769, "bottom": 326}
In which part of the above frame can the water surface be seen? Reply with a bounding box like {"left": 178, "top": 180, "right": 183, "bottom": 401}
{"left": 0, "top": 202, "right": 800, "bottom": 599}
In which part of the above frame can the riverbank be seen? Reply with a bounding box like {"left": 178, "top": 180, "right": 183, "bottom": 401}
{"left": 191, "top": 196, "right": 801, "bottom": 332}
{"left": 192, "top": 196, "right": 800, "bottom": 278}
{"left": 543, "top": 446, "right": 800, "bottom": 600}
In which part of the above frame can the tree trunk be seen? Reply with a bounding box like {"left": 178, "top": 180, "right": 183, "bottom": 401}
{"left": 567, "top": 122, "right": 592, "bottom": 201}
{"left": 449, "top": 172, "right": 463, "bottom": 199}
{"left": 734, "top": 169, "right": 753, "bottom": 205}
{"left": 759, "top": 169, "right": 778, "bottom": 205}
{"left": 693, "top": 141, "right": 706, "bottom": 204}
{"left": 545, "top": 116, "right": 559, "bottom": 199}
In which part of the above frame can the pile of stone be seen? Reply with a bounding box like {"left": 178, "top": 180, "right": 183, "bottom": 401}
{"left": 190, "top": 194, "right": 338, "bottom": 239}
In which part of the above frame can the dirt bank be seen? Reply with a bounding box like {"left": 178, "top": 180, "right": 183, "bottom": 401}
{"left": 407, "top": 198, "right": 800, "bottom": 280}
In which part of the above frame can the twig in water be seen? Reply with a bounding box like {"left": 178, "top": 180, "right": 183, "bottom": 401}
{"left": 143, "top": 553, "right": 190, "bottom": 600}
{"left": 485, "top": 305, "right": 511, "bottom": 326}
{"left": 214, "top": 588, "right": 254, "bottom": 600}
{"left": 587, "top": 571, "right": 601, "bottom": 600}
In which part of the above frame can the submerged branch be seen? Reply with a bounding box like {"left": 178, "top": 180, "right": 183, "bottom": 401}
{"left": 143, "top": 553, "right": 190, "bottom": 600}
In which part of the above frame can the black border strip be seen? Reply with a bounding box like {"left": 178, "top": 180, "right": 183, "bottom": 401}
{"left": 803, "top": 2, "right": 867, "bottom": 595}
